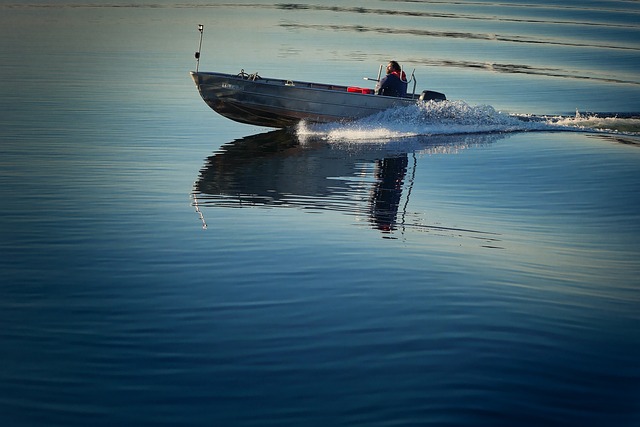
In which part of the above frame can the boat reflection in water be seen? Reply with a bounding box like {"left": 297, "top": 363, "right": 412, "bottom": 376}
{"left": 192, "top": 129, "right": 505, "bottom": 235}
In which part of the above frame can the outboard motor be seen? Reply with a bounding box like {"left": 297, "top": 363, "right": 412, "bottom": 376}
{"left": 419, "top": 90, "right": 446, "bottom": 101}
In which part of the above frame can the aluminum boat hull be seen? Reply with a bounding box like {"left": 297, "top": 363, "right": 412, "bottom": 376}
{"left": 190, "top": 71, "right": 444, "bottom": 128}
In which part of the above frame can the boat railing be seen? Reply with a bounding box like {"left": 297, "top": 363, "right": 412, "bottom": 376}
{"left": 408, "top": 70, "right": 417, "bottom": 99}
{"left": 363, "top": 64, "right": 384, "bottom": 84}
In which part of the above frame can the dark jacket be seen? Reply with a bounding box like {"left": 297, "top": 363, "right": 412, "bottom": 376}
{"left": 375, "top": 72, "right": 408, "bottom": 97}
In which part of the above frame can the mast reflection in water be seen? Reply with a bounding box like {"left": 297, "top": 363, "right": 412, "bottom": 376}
{"left": 192, "top": 129, "right": 504, "bottom": 234}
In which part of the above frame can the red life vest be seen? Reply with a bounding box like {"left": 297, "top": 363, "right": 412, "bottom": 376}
{"left": 391, "top": 70, "right": 407, "bottom": 82}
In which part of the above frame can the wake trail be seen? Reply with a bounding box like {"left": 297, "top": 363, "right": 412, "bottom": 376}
{"left": 296, "top": 100, "right": 640, "bottom": 142}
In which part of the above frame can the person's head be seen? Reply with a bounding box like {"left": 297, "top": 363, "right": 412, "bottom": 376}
{"left": 386, "top": 60, "right": 401, "bottom": 74}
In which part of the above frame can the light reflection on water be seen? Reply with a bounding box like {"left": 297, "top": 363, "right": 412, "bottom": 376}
{"left": 2, "top": 1, "right": 640, "bottom": 426}
{"left": 185, "top": 130, "right": 640, "bottom": 426}
{"left": 193, "top": 130, "right": 504, "bottom": 237}
{"left": 192, "top": 129, "right": 640, "bottom": 310}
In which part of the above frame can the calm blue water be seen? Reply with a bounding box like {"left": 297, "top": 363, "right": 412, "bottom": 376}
{"left": 1, "top": 1, "right": 640, "bottom": 426}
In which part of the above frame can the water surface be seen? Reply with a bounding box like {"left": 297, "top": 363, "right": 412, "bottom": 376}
{"left": 1, "top": 1, "right": 639, "bottom": 426}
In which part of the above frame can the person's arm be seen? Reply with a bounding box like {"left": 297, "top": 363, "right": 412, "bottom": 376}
{"left": 375, "top": 75, "right": 388, "bottom": 95}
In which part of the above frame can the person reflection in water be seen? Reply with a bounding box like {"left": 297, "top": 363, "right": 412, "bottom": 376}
{"left": 369, "top": 155, "right": 409, "bottom": 232}
{"left": 375, "top": 60, "right": 408, "bottom": 97}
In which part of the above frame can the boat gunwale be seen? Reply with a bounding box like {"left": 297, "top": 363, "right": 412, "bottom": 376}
{"left": 190, "top": 70, "right": 418, "bottom": 100}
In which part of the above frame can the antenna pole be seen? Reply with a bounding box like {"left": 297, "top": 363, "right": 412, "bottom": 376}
{"left": 195, "top": 24, "right": 204, "bottom": 72}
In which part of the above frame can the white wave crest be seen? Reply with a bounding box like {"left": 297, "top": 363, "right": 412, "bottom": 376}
{"left": 544, "top": 110, "right": 640, "bottom": 134}
{"left": 296, "top": 100, "right": 640, "bottom": 142}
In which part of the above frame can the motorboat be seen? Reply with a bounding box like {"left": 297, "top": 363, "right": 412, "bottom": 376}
{"left": 190, "top": 69, "right": 446, "bottom": 128}
{"left": 190, "top": 26, "right": 446, "bottom": 128}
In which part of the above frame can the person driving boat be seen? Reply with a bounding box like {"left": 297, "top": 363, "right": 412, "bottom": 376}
{"left": 375, "top": 60, "right": 408, "bottom": 97}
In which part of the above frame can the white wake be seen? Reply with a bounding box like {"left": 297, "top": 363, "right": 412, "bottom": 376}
{"left": 296, "top": 100, "right": 640, "bottom": 141}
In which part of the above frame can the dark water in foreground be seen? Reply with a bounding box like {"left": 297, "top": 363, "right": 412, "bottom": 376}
{"left": 1, "top": 1, "right": 640, "bottom": 426}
